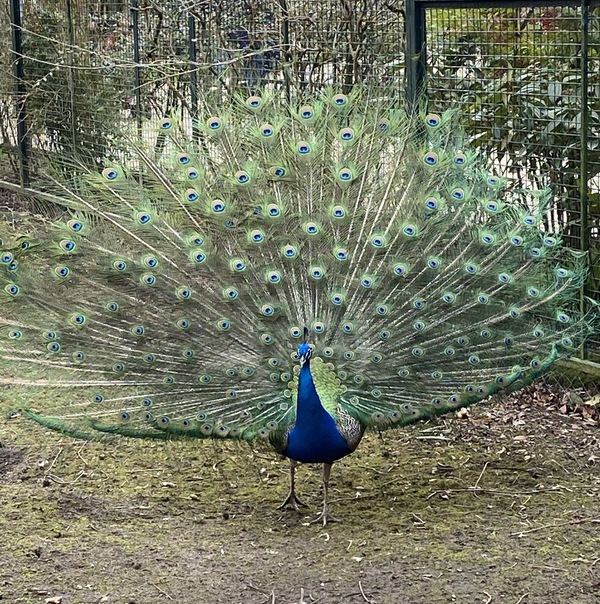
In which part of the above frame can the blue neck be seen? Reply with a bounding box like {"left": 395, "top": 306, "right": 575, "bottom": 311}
{"left": 296, "top": 361, "right": 326, "bottom": 428}
{"left": 284, "top": 360, "right": 353, "bottom": 464}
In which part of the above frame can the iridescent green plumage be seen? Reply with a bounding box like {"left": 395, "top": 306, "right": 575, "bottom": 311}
{"left": 0, "top": 88, "right": 595, "bottom": 523}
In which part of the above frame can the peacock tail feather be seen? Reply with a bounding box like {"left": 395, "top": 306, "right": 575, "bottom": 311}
{"left": 0, "top": 88, "right": 595, "bottom": 448}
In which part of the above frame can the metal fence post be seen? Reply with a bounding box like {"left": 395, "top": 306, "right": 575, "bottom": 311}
{"left": 131, "top": 0, "right": 143, "bottom": 139}
{"left": 278, "top": 0, "right": 291, "bottom": 103}
{"left": 66, "top": 0, "right": 78, "bottom": 151}
{"left": 188, "top": 11, "right": 199, "bottom": 144}
{"left": 405, "top": 0, "right": 426, "bottom": 110}
{"left": 580, "top": 0, "right": 590, "bottom": 358}
{"left": 10, "top": 0, "right": 29, "bottom": 186}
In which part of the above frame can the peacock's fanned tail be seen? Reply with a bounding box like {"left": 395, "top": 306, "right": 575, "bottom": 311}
{"left": 0, "top": 89, "right": 594, "bottom": 443}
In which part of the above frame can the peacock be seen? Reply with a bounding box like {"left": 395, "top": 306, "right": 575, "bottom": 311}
{"left": 0, "top": 89, "right": 595, "bottom": 525}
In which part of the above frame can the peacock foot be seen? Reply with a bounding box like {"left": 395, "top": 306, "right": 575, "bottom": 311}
{"left": 277, "top": 490, "right": 309, "bottom": 512}
{"left": 310, "top": 509, "right": 341, "bottom": 526}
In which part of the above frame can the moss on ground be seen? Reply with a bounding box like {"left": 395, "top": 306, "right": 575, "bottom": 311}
{"left": 0, "top": 388, "right": 599, "bottom": 604}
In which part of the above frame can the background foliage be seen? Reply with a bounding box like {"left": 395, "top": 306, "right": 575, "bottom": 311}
{"left": 1, "top": 0, "right": 598, "bottom": 348}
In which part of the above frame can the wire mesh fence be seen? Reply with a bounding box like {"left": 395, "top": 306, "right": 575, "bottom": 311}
{"left": 0, "top": 0, "right": 405, "bottom": 178}
{"left": 1, "top": 0, "right": 598, "bottom": 360}
{"left": 420, "top": 1, "right": 600, "bottom": 357}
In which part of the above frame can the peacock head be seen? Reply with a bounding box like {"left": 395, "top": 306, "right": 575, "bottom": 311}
{"left": 297, "top": 341, "right": 312, "bottom": 366}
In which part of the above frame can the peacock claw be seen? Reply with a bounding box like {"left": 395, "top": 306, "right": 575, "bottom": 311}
{"left": 310, "top": 510, "right": 341, "bottom": 526}
{"left": 277, "top": 491, "right": 309, "bottom": 512}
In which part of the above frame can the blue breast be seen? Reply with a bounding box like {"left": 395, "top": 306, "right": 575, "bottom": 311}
{"left": 283, "top": 362, "right": 353, "bottom": 464}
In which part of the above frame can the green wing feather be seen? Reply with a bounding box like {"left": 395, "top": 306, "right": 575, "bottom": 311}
{"left": 0, "top": 88, "right": 594, "bottom": 442}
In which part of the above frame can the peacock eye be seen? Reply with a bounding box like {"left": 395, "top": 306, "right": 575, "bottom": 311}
{"left": 377, "top": 118, "right": 390, "bottom": 131}
{"left": 246, "top": 95, "right": 262, "bottom": 108}
{"left": 102, "top": 167, "right": 119, "bottom": 180}
{"left": 423, "top": 151, "right": 438, "bottom": 165}
{"left": 299, "top": 105, "right": 314, "bottom": 119}
{"left": 207, "top": 116, "right": 222, "bottom": 130}
{"left": 235, "top": 170, "right": 250, "bottom": 184}
{"left": 332, "top": 93, "right": 348, "bottom": 106}
{"left": 425, "top": 113, "right": 441, "bottom": 127}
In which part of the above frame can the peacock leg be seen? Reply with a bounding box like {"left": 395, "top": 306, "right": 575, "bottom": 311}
{"left": 311, "top": 462, "right": 340, "bottom": 525}
{"left": 277, "top": 459, "right": 308, "bottom": 511}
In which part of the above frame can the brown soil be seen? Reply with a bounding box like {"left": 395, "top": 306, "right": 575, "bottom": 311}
{"left": 0, "top": 381, "right": 599, "bottom": 604}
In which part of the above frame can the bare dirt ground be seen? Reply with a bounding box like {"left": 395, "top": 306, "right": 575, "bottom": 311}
{"left": 1, "top": 379, "right": 599, "bottom": 604}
